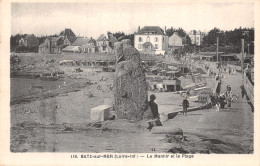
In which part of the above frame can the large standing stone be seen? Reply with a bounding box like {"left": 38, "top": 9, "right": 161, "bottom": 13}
{"left": 113, "top": 40, "right": 148, "bottom": 120}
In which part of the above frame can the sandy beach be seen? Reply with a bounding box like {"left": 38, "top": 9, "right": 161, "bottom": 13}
{"left": 10, "top": 53, "right": 253, "bottom": 153}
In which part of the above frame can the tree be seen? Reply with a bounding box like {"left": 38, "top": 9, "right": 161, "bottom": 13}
{"left": 10, "top": 34, "right": 22, "bottom": 52}
{"left": 37, "top": 36, "right": 47, "bottom": 45}
{"left": 112, "top": 31, "right": 125, "bottom": 40}
{"left": 108, "top": 31, "right": 135, "bottom": 46}
{"left": 202, "top": 27, "right": 224, "bottom": 46}
{"left": 202, "top": 27, "right": 254, "bottom": 54}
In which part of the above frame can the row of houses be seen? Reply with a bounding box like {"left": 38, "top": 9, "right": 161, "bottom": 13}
{"left": 17, "top": 27, "right": 205, "bottom": 55}
{"left": 134, "top": 26, "right": 205, "bottom": 55}
{"left": 18, "top": 28, "right": 118, "bottom": 54}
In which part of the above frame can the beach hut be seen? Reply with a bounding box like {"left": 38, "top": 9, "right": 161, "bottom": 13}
{"left": 163, "top": 78, "right": 181, "bottom": 92}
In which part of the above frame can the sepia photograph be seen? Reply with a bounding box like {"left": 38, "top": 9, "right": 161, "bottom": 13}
{"left": 7, "top": 1, "right": 256, "bottom": 154}
{"left": 1, "top": 1, "right": 260, "bottom": 165}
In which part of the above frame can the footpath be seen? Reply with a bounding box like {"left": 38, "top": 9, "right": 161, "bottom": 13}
{"left": 161, "top": 61, "right": 254, "bottom": 153}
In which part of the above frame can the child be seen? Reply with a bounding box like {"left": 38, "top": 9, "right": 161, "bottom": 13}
{"left": 182, "top": 96, "right": 189, "bottom": 116}
{"left": 215, "top": 102, "right": 220, "bottom": 112}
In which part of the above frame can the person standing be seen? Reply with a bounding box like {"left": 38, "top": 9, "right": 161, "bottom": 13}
{"left": 226, "top": 86, "right": 233, "bottom": 109}
{"left": 148, "top": 94, "right": 159, "bottom": 119}
{"left": 228, "top": 66, "right": 231, "bottom": 75}
{"left": 216, "top": 81, "right": 221, "bottom": 96}
{"left": 182, "top": 96, "right": 189, "bottom": 116}
{"left": 219, "top": 95, "right": 226, "bottom": 109}
{"left": 241, "top": 86, "right": 246, "bottom": 98}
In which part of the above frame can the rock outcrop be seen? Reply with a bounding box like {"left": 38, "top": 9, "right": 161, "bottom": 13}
{"left": 113, "top": 39, "right": 148, "bottom": 120}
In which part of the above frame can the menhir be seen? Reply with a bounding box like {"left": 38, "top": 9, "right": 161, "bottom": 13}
{"left": 113, "top": 39, "right": 148, "bottom": 121}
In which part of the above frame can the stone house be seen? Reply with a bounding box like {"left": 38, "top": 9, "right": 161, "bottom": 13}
{"left": 62, "top": 37, "right": 97, "bottom": 53}
{"left": 18, "top": 34, "right": 39, "bottom": 48}
{"left": 168, "top": 32, "right": 185, "bottom": 47}
{"left": 18, "top": 34, "right": 39, "bottom": 52}
{"left": 82, "top": 38, "right": 96, "bottom": 53}
{"left": 96, "top": 33, "right": 118, "bottom": 53}
{"left": 168, "top": 32, "right": 186, "bottom": 54}
{"left": 38, "top": 36, "right": 64, "bottom": 54}
{"left": 38, "top": 28, "right": 77, "bottom": 54}
{"left": 96, "top": 34, "right": 110, "bottom": 53}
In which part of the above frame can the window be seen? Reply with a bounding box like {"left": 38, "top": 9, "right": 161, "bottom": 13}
{"left": 162, "top": 37, "right": 164, "bottom": 42}
{"left": 155, "top": 44, "right": 158, "bottom": 49}
{"left": 139, "top": 37, "right": 143, "bottom": 42}
{"left": 155, "top": 37, "right": 158, "bottom": 42}
{"left": 138, "top": 44, "right": 142, "bottom": 49}
{"left": 146, "top": 37, "right": 150, "bottom": 42}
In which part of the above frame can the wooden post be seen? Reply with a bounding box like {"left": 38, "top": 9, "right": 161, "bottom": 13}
{"left": 216, "top": 37, "right": 219, "bottom": 63}
{"left": 241, "top": 39, "right": 244, "bottom": 85}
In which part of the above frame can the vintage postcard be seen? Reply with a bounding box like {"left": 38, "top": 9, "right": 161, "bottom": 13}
{"left": 0, "top": 0, "right": 259, "bottom": 165}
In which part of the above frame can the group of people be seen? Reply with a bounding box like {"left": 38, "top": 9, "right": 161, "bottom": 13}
{"left": 223, "top": 66, "right": 237, "bottom": 75}
{"left": 210, "top": 85, "right": 234, "bottom": 112}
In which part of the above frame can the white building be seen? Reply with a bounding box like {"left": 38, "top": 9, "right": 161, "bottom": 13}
{"left": 188, "top": 30, "right": 205, "bottom": 46}
{"left": 134, "top": 26, "right": 168, "bottom": 54}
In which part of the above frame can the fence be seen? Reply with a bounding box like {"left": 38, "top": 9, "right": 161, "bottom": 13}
{"left": 243, "top": 75, "right": 254, "bottom": 104}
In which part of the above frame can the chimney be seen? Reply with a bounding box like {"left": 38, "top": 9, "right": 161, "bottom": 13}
{"left": 164, "top": 26, "right": 167, "bottom": 35}
{"left": 138, "top": 26, "right": 140, "bottom": 32}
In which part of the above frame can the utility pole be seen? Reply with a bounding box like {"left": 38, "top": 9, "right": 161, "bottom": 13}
{"left": 247, "top": 44, "right": 250, "bottom": 56}
{"left": 216, "top": 37, "right": 219, "bottom": 63}
{"left": 184, "top": 35, "right": 186, "bottom": 54}
{"left": 241, "top": 39, "right": 244, "bottom": 85}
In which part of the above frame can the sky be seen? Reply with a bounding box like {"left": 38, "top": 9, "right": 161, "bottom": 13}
{"left": 11, "top": 2, "right": 254, "bottom": 38}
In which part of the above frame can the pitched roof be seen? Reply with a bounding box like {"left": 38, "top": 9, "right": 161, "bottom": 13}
{"left": 170, "top": 33, "right": 185, "bottom": 40}
{"left": 72, "top": 37, "right": 91, "bottom": 46}
{"left": 88, "top": 38, "right": 96, "bottom": 44}
{"left": 136, "top": 26, "right": 165, "bottom": 35}
{"left": 67, "top": 36, "right": 77, "bottom": 44}
{"left": 97, "top": 34, "right": 107, "bottom": 41}
{"left": 109, "top": 36, "right": 118, "bottom": 43}
{"left": 59, "top": 28, "right": 76, "bottom": 37}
